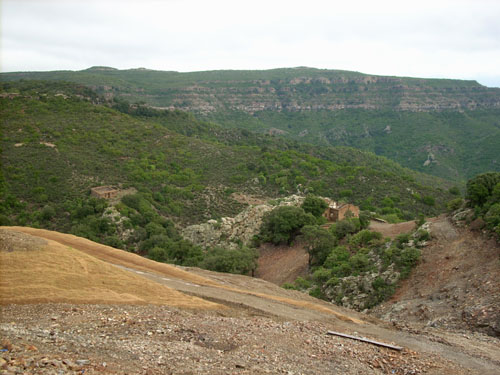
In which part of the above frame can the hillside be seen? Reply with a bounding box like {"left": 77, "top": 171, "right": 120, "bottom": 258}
{"left": 1, "top": 226, "right": 499, "bottom": 374}
{"left": 2, "top": 67, "right": 500, "bottom": 180}
{"left": 0, "top": 228, "right": 217, "bottom": 308}
{"left": 0, "top": 81, "right": 454, "bottom": 253}
{"left": 372, "top": 216, "right": 500, "bottom": 337}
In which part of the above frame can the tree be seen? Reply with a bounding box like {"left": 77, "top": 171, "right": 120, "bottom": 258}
{"left": 330, "top": 218, "right": 359, "bottom": 240}
{"left": 466, "top": 172, "right": 500, "bottom": 207}
{"left": 260, "top": 206, "right": 316, "bottom": 245}
{"left": 300, "top": 225, "right": 337, "bottom": 267}
{"left": 358, "top": 210, "right": 371, "bottom": 229}
{"left": 200, "top": 246, "right": 258, "bottom": 274}
{"left": 484, "top": 203, "right": 500, "bottom": 229}
{"left": 301, "top": 195, "right": 327, "bottom": 218}
{"left": 166, "top": 239, "right": 203, "bottom": 266}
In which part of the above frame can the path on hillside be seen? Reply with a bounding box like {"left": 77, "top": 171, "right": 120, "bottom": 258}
{"left": 371, "top": 216, "right": 500, "bottom": 338}
{"left": 3, "top": 226, "right": 500, "bottom": 374}
{"left": 368, "top": 219, "right": 416, "bottom": 238}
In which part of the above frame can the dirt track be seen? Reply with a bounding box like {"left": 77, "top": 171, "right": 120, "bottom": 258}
{"left": 1, "top": 225, "right": 500, "bottom": 374}
{"left": 372, "top": 216, "right": 500, "bottom": 336}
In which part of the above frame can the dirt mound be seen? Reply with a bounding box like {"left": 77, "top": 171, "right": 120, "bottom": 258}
{"left": 4, "top": 226, "right": 219, "bottom": 287}
{"left": 4, "top": 226, "right": 362, "bottom": 324}
{"left": 371, "top": 216, "right": 500, "bottom": 336}
{"left": 0, "top": 228, "right": 47, "bottom": 252}
{"left": 0, "top": 228, "right": 219, "bottom": 309}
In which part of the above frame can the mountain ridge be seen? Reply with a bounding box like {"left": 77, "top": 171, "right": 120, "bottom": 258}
{"left": 2, "top": 67, "right": 499, "bottom": 181}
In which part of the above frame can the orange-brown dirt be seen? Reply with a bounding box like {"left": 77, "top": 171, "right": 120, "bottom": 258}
{"left": 0, "top": 229, "right": 218, "bottom": 309}
{"left": 2, "top": 226, "right": 361, "bottom": 323}
{"left": 1, "top": 225, "right": 499, "bottom": 374}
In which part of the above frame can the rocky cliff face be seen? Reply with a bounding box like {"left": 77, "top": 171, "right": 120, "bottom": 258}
{"left": 154, "top": 76, "right": 500, "bottom": 114}
{"left": 6, "top": 67, "right": 497, "bottom": 113}
{"left": 181, "top": 195, "right": 305, "bottom": 249}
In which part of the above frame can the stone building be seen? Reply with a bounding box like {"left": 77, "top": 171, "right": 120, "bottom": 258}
{"left": 322, "top": 199, "right": 360, "bottom": 222}
{"left": 90, "top": 186, "right": 118, "bottom": 199}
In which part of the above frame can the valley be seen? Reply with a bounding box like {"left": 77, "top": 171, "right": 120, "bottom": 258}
{"left": 1, "top": 69, "right": 499, "bottom": 375}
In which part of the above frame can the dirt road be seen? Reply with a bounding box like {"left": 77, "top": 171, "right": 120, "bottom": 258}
{"left": 372, "top": 216, "right": 500, "bottom": 337}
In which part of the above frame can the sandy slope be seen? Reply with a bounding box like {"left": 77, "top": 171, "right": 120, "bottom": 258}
{"left": 0, "top": 228, "right": 219, "bottom": 309}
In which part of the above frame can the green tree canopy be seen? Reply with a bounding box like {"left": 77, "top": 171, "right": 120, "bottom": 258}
{"left": 260, "top": 206, "right": 316, "bottom": 245}
{"left": 466, "top": 172, "right": 500, "bottom": 207}
{"left": 301, "top": 195, "right": 328, "bottom": 218}
{"left": 300, "top": 225, "right": 337, "bottom": 267}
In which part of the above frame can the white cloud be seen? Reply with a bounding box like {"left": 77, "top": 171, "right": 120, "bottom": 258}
{"left": 1, "top": 0, "right": 499, "bottom": 86}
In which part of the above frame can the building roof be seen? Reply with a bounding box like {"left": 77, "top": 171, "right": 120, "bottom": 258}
{"left": 91, "top": 186, "right": 117, "bottom": 193}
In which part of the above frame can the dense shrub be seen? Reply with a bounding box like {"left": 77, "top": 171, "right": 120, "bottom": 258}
{"left": 300, "top": 225, "right": 337, "bottom": 266}
{"left": 260, "top": 206, "right": 316, "bottom": 245}
{"left": 329, "top": 218, "right": 360, "bottom": 239}
{"left": 466, "top": 172, "right": 500, "bottom": 207}
{"left": 301, "top": 195, "right": 327, "bottom": 218}
{"left": 447, "top": 198, "right": 464, "bottom": 211}
{"left": 464, "top": 173, "right": 500, "bottom": 236}
{"left": 200, "top": 246, "right": 258, "bottom": 274}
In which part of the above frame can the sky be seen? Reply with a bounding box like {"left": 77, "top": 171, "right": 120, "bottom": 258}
{"left": 2, "top": 0, "right": 500, "bottom": 87}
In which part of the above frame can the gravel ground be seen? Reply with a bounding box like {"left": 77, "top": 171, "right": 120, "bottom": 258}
{"left": 1, "top": 304, "right": 462, "bottom": 375}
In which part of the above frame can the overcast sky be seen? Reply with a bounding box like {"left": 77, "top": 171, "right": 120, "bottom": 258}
{"left": 2, "top": 0, "right": 500, "bottom": 87}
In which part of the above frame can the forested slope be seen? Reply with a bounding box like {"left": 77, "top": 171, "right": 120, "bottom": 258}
{"left": 2, "top": 67, "right": 499, "bottom": 181}
{"left": 1, "top": 81, "right": 453, "bottom": 251}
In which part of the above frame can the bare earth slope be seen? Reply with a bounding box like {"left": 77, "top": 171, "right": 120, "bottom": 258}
{"left": 1, "top": 226, "right": 499, "bottom": 374}
{"left": 371, "top": 216, "right": 500, "bottom": 337}
{"left": 0, "top": 229, "right": 218, "bottom": 309}
{"left": 255, "top": 242, "right": 309, "bottom": 285}
{"left": 369, "top": 219, "right": 417, "bottom": 239}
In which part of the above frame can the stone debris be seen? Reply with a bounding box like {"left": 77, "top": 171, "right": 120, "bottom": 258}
{"left": 0, "top": 303, "right": 466, "bottom": 375}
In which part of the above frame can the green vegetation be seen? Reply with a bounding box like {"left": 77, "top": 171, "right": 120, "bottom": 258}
{"left": 207, "top": 109, "right": 500, "bottom": 182}
{"left": 199, "top": 246, "right": 258, "bottom": 274}
{"left": 301, "top": 195, "right": 328, "bottom": 220}
{"left": 465, "top": 172, "right": 500, "bottom": 236}
{"left": 259, "top": 206, "right": 316, "bottom": 245}
{"left": 300, "top": 225, "right": 337, "bottom": 267}
{"left": 0, "top": 80, "right": 455, "bottom": 277}
{"left": 2, "top": 67, "right": 499, "bottom": 182}
{"left": 283, "top": 216, "right": 426, "bottom": 310}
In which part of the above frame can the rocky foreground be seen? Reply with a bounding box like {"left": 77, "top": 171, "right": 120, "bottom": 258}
{"left": 0, "top": 303, "right": 474, "bottom": 375}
